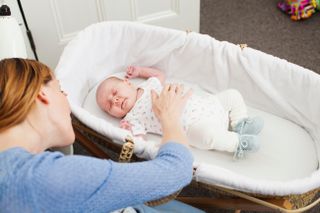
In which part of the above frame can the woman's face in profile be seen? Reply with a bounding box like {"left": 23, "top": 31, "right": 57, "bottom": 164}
{"left": 45, "top": 79, "right": 75, "bottom": 146}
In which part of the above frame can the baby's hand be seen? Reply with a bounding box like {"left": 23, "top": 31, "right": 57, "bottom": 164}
{"left": 126, "top": 66, "right": 140, "bottom": 79}
{"left": 120, "top": 120, "right": 132, "bottom": 131}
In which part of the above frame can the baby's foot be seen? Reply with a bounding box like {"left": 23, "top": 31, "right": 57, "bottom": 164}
{"left": 126, "top": 66, "right": 140, "bottom": 79}
{"left": 233, "top": 134, "right": 260, "bottom": 160}
{"left": 233, "top": 117, "right": 264, "bottom": 135}
{"left": 120, "top": 120, "right": 132, "bottom": 131}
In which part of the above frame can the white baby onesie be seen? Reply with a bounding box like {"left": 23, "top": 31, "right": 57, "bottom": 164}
{"left": 122, "top": 77, "right": 229, "bottom": 137}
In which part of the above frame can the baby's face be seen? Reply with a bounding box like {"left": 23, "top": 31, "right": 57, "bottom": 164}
{"left": 97, "top": 78, "right": 137, "bottom": 118}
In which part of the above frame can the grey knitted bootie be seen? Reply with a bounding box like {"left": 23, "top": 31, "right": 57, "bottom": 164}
{"left": 233, "top": 117, "right": 264, "bottom": 135}
{"left": 234, "top": 134, "right": 260, "bottom": 160}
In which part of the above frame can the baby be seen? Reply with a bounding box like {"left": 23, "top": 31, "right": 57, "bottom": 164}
{"left": 96, "top": 66, "right": 264, "bottom": 159}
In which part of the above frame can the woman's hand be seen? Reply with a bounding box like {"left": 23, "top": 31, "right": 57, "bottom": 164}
{"left": 151, "top": 84, "right": 191, "bottom": 123}
{"left": 151, "top": 84, "right": 192, "bottom": 145}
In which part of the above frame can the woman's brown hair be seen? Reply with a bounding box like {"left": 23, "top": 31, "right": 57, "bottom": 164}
{"left": 0, "top": 58, "right": 53, "bottom": 132}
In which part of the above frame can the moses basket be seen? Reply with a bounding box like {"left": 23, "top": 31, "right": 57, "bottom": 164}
{"left": 55, "top": 21, "right": 320, "bottom": 212}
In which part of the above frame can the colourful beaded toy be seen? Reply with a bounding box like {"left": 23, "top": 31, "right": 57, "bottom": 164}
{"left": 278, "top": 0, "right": 320, "bottom": 20}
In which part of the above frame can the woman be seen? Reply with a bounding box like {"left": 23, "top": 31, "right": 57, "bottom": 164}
{"left": 0, "top": 58, "right": 202, "bottom": 212}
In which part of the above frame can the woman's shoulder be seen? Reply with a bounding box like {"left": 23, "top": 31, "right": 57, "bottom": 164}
{"left": 0, "top": 147, "right": 63, "bottom": 172}
{"left": 0, "top": 147, "right": 63, "bottom": 158}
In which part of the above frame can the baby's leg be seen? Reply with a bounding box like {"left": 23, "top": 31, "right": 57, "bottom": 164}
{"left": 215, "top": 89, "right": 247, "bottom": 129}
{"left": 216, "top": 89, "right": 264, "bottom": 135}
{"left": 187, "top": 119, "right": 238, "bottom": 152}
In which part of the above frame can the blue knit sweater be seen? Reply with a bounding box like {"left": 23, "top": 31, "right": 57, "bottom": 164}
{"left": 0, "top": 142, "right": 193, "bottom": 213}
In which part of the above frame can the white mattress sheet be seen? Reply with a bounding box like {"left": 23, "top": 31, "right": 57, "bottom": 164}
{"left": 83, "top": 79, "right": 318, "bottom": 182}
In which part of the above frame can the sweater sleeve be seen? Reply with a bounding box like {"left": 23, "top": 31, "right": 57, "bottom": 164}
{"left": 26, "top": 142, "right": 193, "bottom": 212}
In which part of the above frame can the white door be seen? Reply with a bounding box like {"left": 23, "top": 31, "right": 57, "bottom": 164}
{"left": 21, "top": 0, "right": 200, "bottom": 69}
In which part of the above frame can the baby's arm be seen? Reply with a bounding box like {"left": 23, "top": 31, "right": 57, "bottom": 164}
{"left": 119, "top": 120, "right": 132, "bottom": 131}
{"left": 126, "top": 66, "right": 165, "bottom": 84}
{"left": 120, "top": 119, "right": 146, "bottom": 139}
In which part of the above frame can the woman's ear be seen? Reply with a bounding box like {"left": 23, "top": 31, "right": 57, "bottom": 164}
{"left": 37, "top": 90, "right": 49, "bottom": 105}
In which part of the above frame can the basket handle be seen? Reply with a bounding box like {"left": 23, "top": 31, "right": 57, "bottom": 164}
{"left": 119, "top": 136, "right": 134, "bottom": 162}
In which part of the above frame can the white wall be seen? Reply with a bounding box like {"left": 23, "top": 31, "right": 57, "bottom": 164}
{"left": 18, "top": 0, "right": 199, "bottom": 69}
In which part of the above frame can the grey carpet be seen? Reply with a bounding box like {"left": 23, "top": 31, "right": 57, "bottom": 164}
{"left": 74, "top": 1, "right": 320, "bottom": 212}
{"left": 200, "top": 0, "right": 320, "bottom": 75}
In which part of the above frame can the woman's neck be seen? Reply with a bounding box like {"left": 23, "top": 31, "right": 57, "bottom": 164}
{"left": 0, "top": 121, "right": 47, "bottom": 154}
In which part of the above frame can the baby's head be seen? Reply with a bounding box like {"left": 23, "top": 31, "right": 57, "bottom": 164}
{"left": 96, "top": 76, "right": 137, "bottom": 118}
